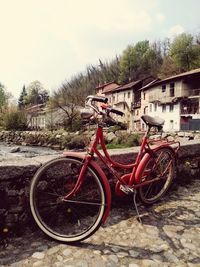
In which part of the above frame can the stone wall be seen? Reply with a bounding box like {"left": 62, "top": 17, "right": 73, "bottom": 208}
{"left": 0, "top": 129, "right": 200, "bottom": 150}
{"left": 0, "top": 142, "right": 200, "bottom": 236}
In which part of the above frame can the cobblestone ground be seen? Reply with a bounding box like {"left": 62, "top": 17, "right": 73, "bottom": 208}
{"left": 1, "top": 179, "right": 200, "bottom": 267}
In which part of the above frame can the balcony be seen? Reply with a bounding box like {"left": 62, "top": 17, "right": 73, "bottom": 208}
{"left": 131, "top": 101, "right": 141, "bottom": 110}
{"left": 180, "top": 102, "right": 199, "bottom": 115}
{"left": 188, "top": 88, "right": 200, "bottom": 97}
{"left": 149, "top": 94, "right": 166, "bottom": 103}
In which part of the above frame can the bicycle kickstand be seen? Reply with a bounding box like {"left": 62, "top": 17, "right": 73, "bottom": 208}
{"left": 133, "top": 190, "right": 142, "bottom": 224}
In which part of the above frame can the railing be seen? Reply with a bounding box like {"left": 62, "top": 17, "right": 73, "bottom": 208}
{"left": 131, "top": 101, "right": 141, "bottom": 110}
{"left": 188, "top": 89, "right": 200, "bottom": 97}
{"left": 181, "top": 108, "right": 199, "bottom": 115}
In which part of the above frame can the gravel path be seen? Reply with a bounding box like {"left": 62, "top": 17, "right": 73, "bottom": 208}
{"left": 1, "top": 179, "right": 200, "bottom": 267}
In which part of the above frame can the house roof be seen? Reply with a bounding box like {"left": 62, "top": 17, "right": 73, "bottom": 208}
{"left": 96, "top": 82, "right": 119, "bottom": 94}
{"left": 103, "top": 83, "right": 120, "bottom": 94}
{"left": 114, "top": 80, "right": 141, "bottom": 92}
{"left": 141, "top": 68, "right": 200, "bottom": 91}
{"left": 96, "top": 81, "right": 120, "bottom": 94}
{"left": 25, "top": 104, "right": 45, "bottom": 113}
{"left": 96, "top": 81, "right": 116, "bottom": 89}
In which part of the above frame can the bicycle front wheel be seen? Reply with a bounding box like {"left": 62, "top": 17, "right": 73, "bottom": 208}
{"left": 138, "top": 148, "right": 175, "bottom": 205}
{"left": 30, "top": 157, "right": 106, "bottom": 243}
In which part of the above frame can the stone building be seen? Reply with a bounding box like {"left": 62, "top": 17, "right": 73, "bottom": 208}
{"left": 141, "top": 68, "right": 200, "bottom": 131}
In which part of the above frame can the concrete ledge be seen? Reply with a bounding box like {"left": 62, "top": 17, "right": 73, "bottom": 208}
{"left": 0, "top": 141, "right": 200, "bottom": 234}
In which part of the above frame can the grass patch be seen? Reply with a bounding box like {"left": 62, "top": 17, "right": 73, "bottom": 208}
{"left": 105, "top": 143, "right": 130, "bottom": 149}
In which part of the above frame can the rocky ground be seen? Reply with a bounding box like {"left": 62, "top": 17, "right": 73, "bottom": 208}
{"left": 0, "top": 178, "right": 200, "bottom": 267}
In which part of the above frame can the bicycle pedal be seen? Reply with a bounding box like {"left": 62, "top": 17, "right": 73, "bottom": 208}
{"left": 119, "top": 185, "right": 134, "bottom": 195}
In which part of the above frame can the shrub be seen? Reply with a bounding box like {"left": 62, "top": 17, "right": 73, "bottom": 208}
{"left": 63, "top": 114, "right": 83, "bottom": 132}
{"left": 125, "top": 133, "right": 141, "bottom": 146}
{"left": 3, "top": 108, "right": 28, "bottom": 130}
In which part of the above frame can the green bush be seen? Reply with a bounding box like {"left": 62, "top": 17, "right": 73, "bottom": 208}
{"left": 3, "top": 109, "right": 28, "bottom": 130}
{"left": 112, "top": 132, "right": 141, "bottom": 147}
{"left": 125, "top": 133, "right": 141, "bottom": 146}
{"left": 63, "top": 114, "right": 83, "bottom": 132}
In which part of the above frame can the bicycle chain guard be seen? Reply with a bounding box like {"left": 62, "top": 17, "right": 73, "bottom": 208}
{"left": 115, "top": 174, "right": 132, "bottom": 197}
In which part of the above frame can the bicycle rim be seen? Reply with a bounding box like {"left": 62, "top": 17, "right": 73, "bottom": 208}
{"left": 138, "top": 148, "right": 175, "bottom": 205}
{"left": 30, "top": 157, "right": 106, "bottom": 242}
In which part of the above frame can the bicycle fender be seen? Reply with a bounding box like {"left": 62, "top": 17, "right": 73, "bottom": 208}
{"left": 63, "top": 152, "right": 111, "bottom": 224}
{"left": 135, "top": 145, "right": 176, "bottom": 184}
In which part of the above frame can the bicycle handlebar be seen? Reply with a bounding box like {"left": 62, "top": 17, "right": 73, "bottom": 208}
{"left": 86, "top": 95, "right": 108, "bottom": 103}
{"left": 83, "top": 95, "right": 124, "bottom": 126}
{"left": 107, "top": 107, "right": 124, "bottom": 116}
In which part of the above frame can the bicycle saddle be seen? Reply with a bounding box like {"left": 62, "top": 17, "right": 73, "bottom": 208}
{"left": 141, "top": 115, "right": 165, "bottom": 127}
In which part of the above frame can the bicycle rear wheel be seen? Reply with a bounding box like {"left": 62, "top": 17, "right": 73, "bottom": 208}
{"left": 30, "top": 157, "right": 106, "bottom": 243}
{"left": 138, "top": 148, "right": 175, "bottom": 205}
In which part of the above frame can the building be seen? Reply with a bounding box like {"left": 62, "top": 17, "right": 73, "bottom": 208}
{"left": 96, "top": 77, "right": 155, "bottom": 130}
{"left": 141, "top": 68, "right": 200, "bottom": 131}
{"left": 26, "top": 104, "right": 46, "bottom": 129}
{"left": 26, "top": 104, "right": 70, "bottom": 130}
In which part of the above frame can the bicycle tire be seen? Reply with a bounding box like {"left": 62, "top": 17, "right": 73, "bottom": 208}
{"left": 30, "top": 157, "right": 106, "bottom": 243}
{"left": 138, "top": 147, "right": 175, "bottom": 205}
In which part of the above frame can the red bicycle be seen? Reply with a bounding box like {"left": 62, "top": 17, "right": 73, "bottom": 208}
{"left": 30, "top": 95, "right": 180, "bottom": 243}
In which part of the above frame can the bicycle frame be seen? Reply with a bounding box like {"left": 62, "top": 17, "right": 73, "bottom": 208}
{"left": 63, "top": 123, "right": 180, "bottom": 223}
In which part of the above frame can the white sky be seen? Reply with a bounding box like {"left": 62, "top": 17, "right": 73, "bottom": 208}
{"left": 0, "top": 0, "right": 199, "bottom": 99}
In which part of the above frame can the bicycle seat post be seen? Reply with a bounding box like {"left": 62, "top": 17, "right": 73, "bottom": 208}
{"left": 144, "top": 125, "right": 151, "bottom": 138}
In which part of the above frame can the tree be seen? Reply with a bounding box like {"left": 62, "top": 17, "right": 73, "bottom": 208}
{"left": 3, "top": 106, "right": 28, "bottom": 130}
{"left": 26, "top": 81, "right": 49, "bottom": 106}
{"left": 119, "top": 40, "right": 163, "bottom": 83}
{"left": 170, "top": 33, "right": 200, "bottom": 71}
{"left": 0, "top": 82, "right": 10, "bottom": 112}
{"left": 159, "top": 56, "right": 180, "bottom": 79}
{"left": 119, "top": 44, "right": 137, "bottom": 83}
{"left": 18, "top": 85, "right": 27, "bottom": 109}
{"left": 51, "top": 86, "right": 82, "bottom": 131}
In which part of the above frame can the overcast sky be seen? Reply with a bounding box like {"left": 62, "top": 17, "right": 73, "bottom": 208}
{"left": 0, "top": 0, "right": 200, "bottom": 99}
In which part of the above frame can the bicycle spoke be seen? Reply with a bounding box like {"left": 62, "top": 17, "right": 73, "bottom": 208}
{"left": 63, "top": 199, "right": 105, "bottom": 206}
{"left": 30, "top": 157, "right": 106, "bottom": 242}
{"left": 139, "top": 148, "right": 175, "bottom": 204}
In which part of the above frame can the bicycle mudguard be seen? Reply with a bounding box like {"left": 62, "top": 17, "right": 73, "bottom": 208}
{"left": 63, "top": 151, "right": 111, "bottom": 224}
{"left": 135, "top": 145, "right": 176, "bottom": 184}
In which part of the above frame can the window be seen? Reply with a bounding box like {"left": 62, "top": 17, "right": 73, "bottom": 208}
{"left": 113, "top": 96, "right": 115, "bottom": 102}
{"left": 128, "top": 92, "right": 130, "bottom": 98}
{"left": 170, "top": 120, "right": 174, "bottom": 130}
{"left": 124, "top": 92, "right": 126, "bottom": 99}
{"left": 154, "top": 103, "right": 157, "bottom": 112}
{"left": 162, "top": 104, "right": 166, "bottom": 112}
{"left": 169, "top": 104, "right": 174, "bottom": 112}
{"left": 143, "top": 92, "right": 146, "bottom": 100}
{"left": 162, "top": 85, "right": 166, "bottom": 93}
{"left": 144, "top": 106, "right": 148, "bottom": 114}
{"left": 170, "top": 83, "right": 175, "bottom": 97}
{"left": 149, "top": 104, "right": 152, "bottom": 112}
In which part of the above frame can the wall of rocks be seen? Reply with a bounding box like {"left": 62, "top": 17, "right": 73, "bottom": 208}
{"left": 0, "top": 130, "right": 200, "bottom": 150}
{"left": 0, "top": 141, "right": 200, "bottom": 237}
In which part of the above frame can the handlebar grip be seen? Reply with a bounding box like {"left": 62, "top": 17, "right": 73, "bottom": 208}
{"left": 109, "top": 108, "right": 124, "bottom": 116}
{"left": 86, "top": 95, "right": 108, "bottom": 103}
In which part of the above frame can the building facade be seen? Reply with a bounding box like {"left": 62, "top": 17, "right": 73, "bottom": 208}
{"left": 141, "top": 68, "right": 200, "bottom": 131}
